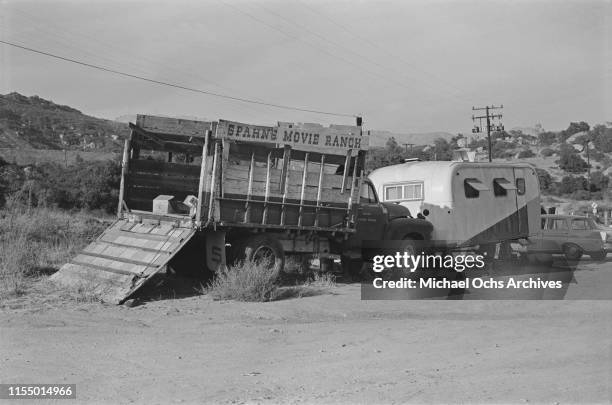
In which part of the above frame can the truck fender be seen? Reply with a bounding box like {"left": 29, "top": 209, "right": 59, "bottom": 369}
{"left": 383, "top": 217, "right": 433, "bottom": 241}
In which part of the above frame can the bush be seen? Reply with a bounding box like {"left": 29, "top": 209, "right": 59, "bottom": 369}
{"left": 206, "top": 259, "right": 280, "bottom": 302}
{"left": 0, "top": 207, "right": 109, "bottom": 299}
{"left": 558, "top": 150, "right": 589, "bottom": 173}
{"left": 540, "top": 148, "right": 555, "bottom": 157}
{"left": 518, "top": 149, "right": 535, "bottom": 158}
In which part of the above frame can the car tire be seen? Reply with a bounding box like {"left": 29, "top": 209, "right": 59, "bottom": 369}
{"left": 240, "top": 234, "right": 285, "bottom": 273}
{"left": 562, "top": 243, "right": 583, "bottom": 261}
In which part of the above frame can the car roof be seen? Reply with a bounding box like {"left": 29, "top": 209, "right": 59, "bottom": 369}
{"left": 541, "top": 214, "right": 590, "bottom": 219}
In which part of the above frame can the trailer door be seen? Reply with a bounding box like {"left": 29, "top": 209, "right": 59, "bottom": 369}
{"left": 513, "top": 167, "right": 529, "bottom": 235}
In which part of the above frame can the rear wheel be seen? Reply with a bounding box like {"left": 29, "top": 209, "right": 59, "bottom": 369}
{"left": 562, "top": 243, "right": 583, "bottom": 261}
{"left": 237, "top": 234, "right": 285, "bottom": 273}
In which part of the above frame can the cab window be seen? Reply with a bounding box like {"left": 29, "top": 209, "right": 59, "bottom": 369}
{"left": 360, "top": 183, "right": 377, "bottom": 204}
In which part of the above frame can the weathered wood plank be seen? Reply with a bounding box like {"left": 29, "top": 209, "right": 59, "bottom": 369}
{"left": 130, "top": 159, "right": 201, "bottom": 177}
{"left": 136, "top": 115, "right": 211, "bottom": 137}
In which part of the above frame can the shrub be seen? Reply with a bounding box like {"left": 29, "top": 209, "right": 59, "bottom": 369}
{"left": 518, "top": 149, "right": 535, "bottom": 158}
{"left": 0, "top": 207, "right": 108, "bottom": 299}
{"left": 206, "top": 259, "right": 280, "bottom": 302}
{"left": 558, "top": 150, "right": 589, "bottom": 173}
{"left": 540, "top": 148, "right": 555, "bottom": 157}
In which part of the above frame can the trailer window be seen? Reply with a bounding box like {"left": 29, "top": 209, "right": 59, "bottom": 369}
{"left": 493, "top": 178, "right": 516, "bottom": 197}
{"left": 464, "top": 178, "right": 486, "bottom": 198}
{"left": 516, "top": 178, "right": 526, "bottom": 195}
{"left": 385, "top": 185, "right": 402, "bottom": 201}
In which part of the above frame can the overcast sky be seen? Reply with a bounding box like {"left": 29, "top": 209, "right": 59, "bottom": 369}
{"left": 1, "top": 0, "right": 610, "bottom": 134}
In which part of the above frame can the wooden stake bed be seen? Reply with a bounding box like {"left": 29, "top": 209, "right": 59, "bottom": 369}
{"left": 120, "top": 116, "right": 370, "bottom": 234}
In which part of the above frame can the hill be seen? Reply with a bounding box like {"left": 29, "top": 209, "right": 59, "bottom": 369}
{"left": 367, "top": 129, "right": 454, "bottom": 148}
{"left": 0, "top": 92, "right": 129, "bottom": 151}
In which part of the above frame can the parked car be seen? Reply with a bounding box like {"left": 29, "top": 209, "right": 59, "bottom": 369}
{"left": 527, "top": 214, "right": 610, "bottom": 261}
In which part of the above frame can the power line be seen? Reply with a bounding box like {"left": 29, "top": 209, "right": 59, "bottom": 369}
{"left": 0, "top": 39, "right": 356, "bottom": 118}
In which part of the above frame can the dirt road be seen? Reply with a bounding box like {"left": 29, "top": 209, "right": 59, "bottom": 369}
{"left": 1, "top": 261, "right": 611, "bottom": 404}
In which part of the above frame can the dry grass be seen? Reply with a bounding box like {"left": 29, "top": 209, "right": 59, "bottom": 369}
{"left": 0, "top": 205, "right": 109, "bottom": 301}
{"left": 203, "top": 257, "right": 337, "bottom": 302}
{"left": 204, "top": 259, "right": 280, "bottom": 302}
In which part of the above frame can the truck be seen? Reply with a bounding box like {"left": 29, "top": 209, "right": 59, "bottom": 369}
{"left": 51, "top": 115, "right": 432, "bottom": 303}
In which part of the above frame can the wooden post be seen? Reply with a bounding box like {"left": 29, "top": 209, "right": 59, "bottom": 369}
{"left": 341, "top": 149, "right": 352, "bottom": 194}
{"left": 347, "top": 152, "right": 359, "bottom": 227}
{"left": 207, "top": 140, "right": 220, "bottom": 221}
{"left": 244, "top": 151, "right": 255, "bottom": 223}
{"left": 280, "top": 146, "right": 291, "bottom": 226}
{"left": 262, "top": 151, "right": 272, "bottom": 225}
{"left": 298, "top": 153, "right": 310, "bottom": 227}
{"left": 196, "top": 129, "right": 210, "bottom": 226}
{"left": 117, "top": 137, "right": 131, "bottom": 218}
{"left": 314, "top": 154, "right": 325, "bottom": 228}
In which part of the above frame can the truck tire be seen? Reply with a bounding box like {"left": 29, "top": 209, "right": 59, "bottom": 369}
{"left": 562, "top": 243, "right": 583, "bottom": 261}
{"left": 341, "top": 256, "right": 364, "bottom": 280}
{"left": 240, "top": 234, "right": 285, "bottom": 273}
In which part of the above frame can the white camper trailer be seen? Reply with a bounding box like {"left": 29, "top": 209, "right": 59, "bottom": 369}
{"left": 368, "top": 161, "right": 540, "bottom": 248}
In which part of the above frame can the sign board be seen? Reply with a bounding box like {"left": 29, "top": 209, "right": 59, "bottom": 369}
{"left": 216, "top": 119, "right": 369, "bottom": 152}
{"left": 136, "top": 115, "right": 211, "bottom": 138}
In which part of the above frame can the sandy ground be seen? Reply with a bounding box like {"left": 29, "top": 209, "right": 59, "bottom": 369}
{"left": 1, "top": 260, "right": 611, "bottom": 404}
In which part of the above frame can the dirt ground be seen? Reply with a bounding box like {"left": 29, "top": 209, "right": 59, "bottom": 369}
{"left": 1, "top": 259, "right": 611, "bottom": 404}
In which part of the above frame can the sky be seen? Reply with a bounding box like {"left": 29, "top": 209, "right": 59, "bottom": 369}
{"left": 0, "top": 0, "right": 610, "bottom": 134}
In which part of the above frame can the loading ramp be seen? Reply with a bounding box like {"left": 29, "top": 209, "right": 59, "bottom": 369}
{"left": 50, "top": 219, "right": 196, "bottom": 304}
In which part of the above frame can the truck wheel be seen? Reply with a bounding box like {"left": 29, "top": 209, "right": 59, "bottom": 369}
{"left": 341, "top": 256, "right": 364, "bottom": 280}
{"left": 241, "top": 234, "right": 285, "bottom": 273}
{"left": 562, "top": 243, "right": 583, "bottom": 261}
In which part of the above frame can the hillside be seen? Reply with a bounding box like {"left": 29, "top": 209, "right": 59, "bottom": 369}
{"left": 0, "top": 92, "right": 128, "bottom": 151}
{"left": 367, "top": 129, "right": 454, "bottom": 148}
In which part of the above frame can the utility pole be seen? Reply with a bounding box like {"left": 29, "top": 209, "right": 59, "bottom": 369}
{"left": 472, "top": 105, "right": 504, "bottom": 162}
{"left": 584, "top": 139, "right": 591, "bottom": 200}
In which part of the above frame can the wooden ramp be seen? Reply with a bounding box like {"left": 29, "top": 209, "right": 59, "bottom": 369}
{"left": 50, "top": 219, "right": 197, "bottom": 304}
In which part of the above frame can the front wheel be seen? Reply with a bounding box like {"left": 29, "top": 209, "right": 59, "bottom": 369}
{"left": 563, "top": 243, "right": 583, "bottom": 261}
{"left": 238, "top": 234, "right": 285, "bottom": 273}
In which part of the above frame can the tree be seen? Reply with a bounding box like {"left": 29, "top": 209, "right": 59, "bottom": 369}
{"left": 589, "top": 171, "right": 609, "bottom": 192}
{"left": 558, "top": 148, "right": 589, "bottom": 173}
{"left": 559, "top": 175, "right": 587, "bottom": 195}
{"left": 538, "top": 131, "right": 557, "bottom": 146}
{"left": 536, "top": 168, "right": 553, "bottom": 191}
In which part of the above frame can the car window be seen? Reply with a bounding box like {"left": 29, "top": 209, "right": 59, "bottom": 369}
{"left": 550, "top": 219, "right": 568, "bottom": 230}
{"left": 572, "top": 219, "right": 589, "bottom": 230}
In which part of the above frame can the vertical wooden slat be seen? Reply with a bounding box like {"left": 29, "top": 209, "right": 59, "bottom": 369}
{"left": 347, "top": 152, "right": 359, "bottom": 228}
{"left": 117, "top": 136, "right": 131, "bottom": 218}
{"left": 314, "top": 154, "right": 325, "bottom": 228}
{"left": 280, "top": 146, "right": 291, "bottom": 226}
{"left": 262, "top": 151, "right": 272, "bottom": 225}
{"left": 196, "top": 129, "right": 211, "bottom": 225}
{"left": 244, "top": 151, "right": 255, "bottom": 223}
{"left": 207, "top": 140, "right": 220, "bottom": 221}
{"left": 341, "top": 149, "right": 352, "bottom": 194}
{"left": 298, "top": 152, "right": 310, "bottom": 227}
